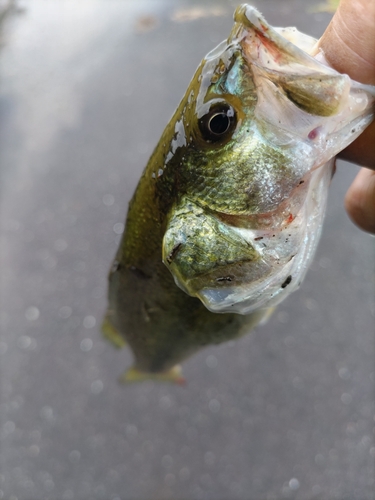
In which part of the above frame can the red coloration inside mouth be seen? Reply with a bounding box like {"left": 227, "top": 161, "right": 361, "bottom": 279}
{"left": 254, "top": 30, "right": 282, "bottom": 63}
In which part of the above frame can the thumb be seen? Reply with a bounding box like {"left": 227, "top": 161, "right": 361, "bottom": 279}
{"left": 318, "top": 0, "right": 375, "bottom": 168}
{"left": 345, "top": 168, "right": 375, "bottom": 233}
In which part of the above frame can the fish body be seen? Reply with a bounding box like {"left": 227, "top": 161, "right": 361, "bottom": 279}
{"left": 104, "top": 5, "right": 375, "bottom": 381}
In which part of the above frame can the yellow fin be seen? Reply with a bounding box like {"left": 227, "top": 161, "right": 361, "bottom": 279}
{"left": 259, "top": 307, "right": 276, "bottom": 326}
{"left": 120, "top": 365, "right": 186, "bottom": 385}
{"left": 101, "top": 314, "right": 126, "bottom": 349}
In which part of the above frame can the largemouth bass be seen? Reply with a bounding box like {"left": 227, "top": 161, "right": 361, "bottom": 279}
{"left": 103, "top": 4, "right": 375, "bottom": 383}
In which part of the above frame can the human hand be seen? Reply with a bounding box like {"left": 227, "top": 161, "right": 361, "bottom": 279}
{"left": 318, "top": 0, "right": 375, "bottom": 233}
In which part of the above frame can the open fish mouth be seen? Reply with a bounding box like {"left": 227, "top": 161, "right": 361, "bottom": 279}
{"left": 232, "top": 5, "right": 374, "bottom": 162}
{"left": 163, "top": 160, "right": 332, "bottom": 315}
{"left": 196, "top": 172, "right": 327, "bottom": 314}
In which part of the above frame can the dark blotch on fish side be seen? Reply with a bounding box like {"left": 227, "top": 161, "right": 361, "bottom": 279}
{"left": 254, "top": 236, "right": 263, "bottom": 241}
{"left": 281, "top": 275, "right": 292, "bottom": 288}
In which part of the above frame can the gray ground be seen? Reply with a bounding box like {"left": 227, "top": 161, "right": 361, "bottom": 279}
{"left": 0, "top": 1, "right": 374, "bottom": 499}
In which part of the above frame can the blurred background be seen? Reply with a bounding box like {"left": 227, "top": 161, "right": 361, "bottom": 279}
{"left": 0, "top": 1, "right": 374, "bottom": 499}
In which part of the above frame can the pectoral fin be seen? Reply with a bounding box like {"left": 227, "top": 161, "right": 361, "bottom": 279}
{"left": 101, "top": 314, "right": 126, "bottom": 349}
{"left": 258, "top": 306, "right": 276, "bottom": 325}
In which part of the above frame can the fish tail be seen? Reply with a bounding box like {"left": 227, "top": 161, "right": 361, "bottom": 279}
{"left": 101, "top": 313, "right": 126, "bottom": 349}
{"left": 120, "top": 365, "right": 186, "bottom": 385}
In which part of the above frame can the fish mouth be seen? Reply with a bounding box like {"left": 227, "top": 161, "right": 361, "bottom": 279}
{"left": 196, "top": 164, "right": 332, "bottom": 314}
{"left": 163, "top": 163, "right": 332, "bottom": 315}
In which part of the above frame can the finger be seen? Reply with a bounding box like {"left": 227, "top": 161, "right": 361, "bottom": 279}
{"left": 318, "top": 0, "right": 375, "bottom": 168}
{"left": 345, "top": 167, "right": 375, "bottom": 234}
{"left": 318, "top": 0, "right": 375, "bottom": 84}
{"left": 338, "top": 124, "right": 375, "bottom": 169}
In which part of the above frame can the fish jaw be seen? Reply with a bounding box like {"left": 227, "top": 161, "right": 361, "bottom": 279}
{"left": 163, "top": 160, "right": 333, "bottom": 314}
{"left": 197, "top": 161, "right": 333, "bottom": 314}
{"left": 231, "top": 4, "right": 375, "bottom": 162}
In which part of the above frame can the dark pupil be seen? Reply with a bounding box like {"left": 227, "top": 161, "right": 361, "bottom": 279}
{"left": 198, "top": 103, "right": 236, "bottom": 143}
{"left": 209, "top": 112, "right": 230, "bottom": 135}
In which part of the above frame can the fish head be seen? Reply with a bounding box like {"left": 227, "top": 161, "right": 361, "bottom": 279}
{"left": 161, "top": 4, "right": 375, "bottom": 314}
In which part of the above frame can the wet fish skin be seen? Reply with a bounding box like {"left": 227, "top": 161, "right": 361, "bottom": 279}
{"left": 103, "top": 4, "right": 375, "bottom": 381}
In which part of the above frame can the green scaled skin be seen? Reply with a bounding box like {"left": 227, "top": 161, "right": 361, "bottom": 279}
{"left": 103, "top": 5, "right": 375, "bottom": 382}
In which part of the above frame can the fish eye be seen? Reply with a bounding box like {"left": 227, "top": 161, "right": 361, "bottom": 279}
{"left": 198, "top": 102, "right": 237, "bottom": 143}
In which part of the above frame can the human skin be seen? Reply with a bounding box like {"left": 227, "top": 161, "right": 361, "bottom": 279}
{"left": 318, "top": 0, "right": 375, "bottom": 233}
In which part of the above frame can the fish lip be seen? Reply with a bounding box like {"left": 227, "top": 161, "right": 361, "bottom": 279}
{"left": 196, "top": 261, "right": 298, "bottom": 314}
{"left": 190, "top": 238, "right": 299, "bottom": 314}
{"left": 232, "top": 4, "right": 323, "bottom": 73}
